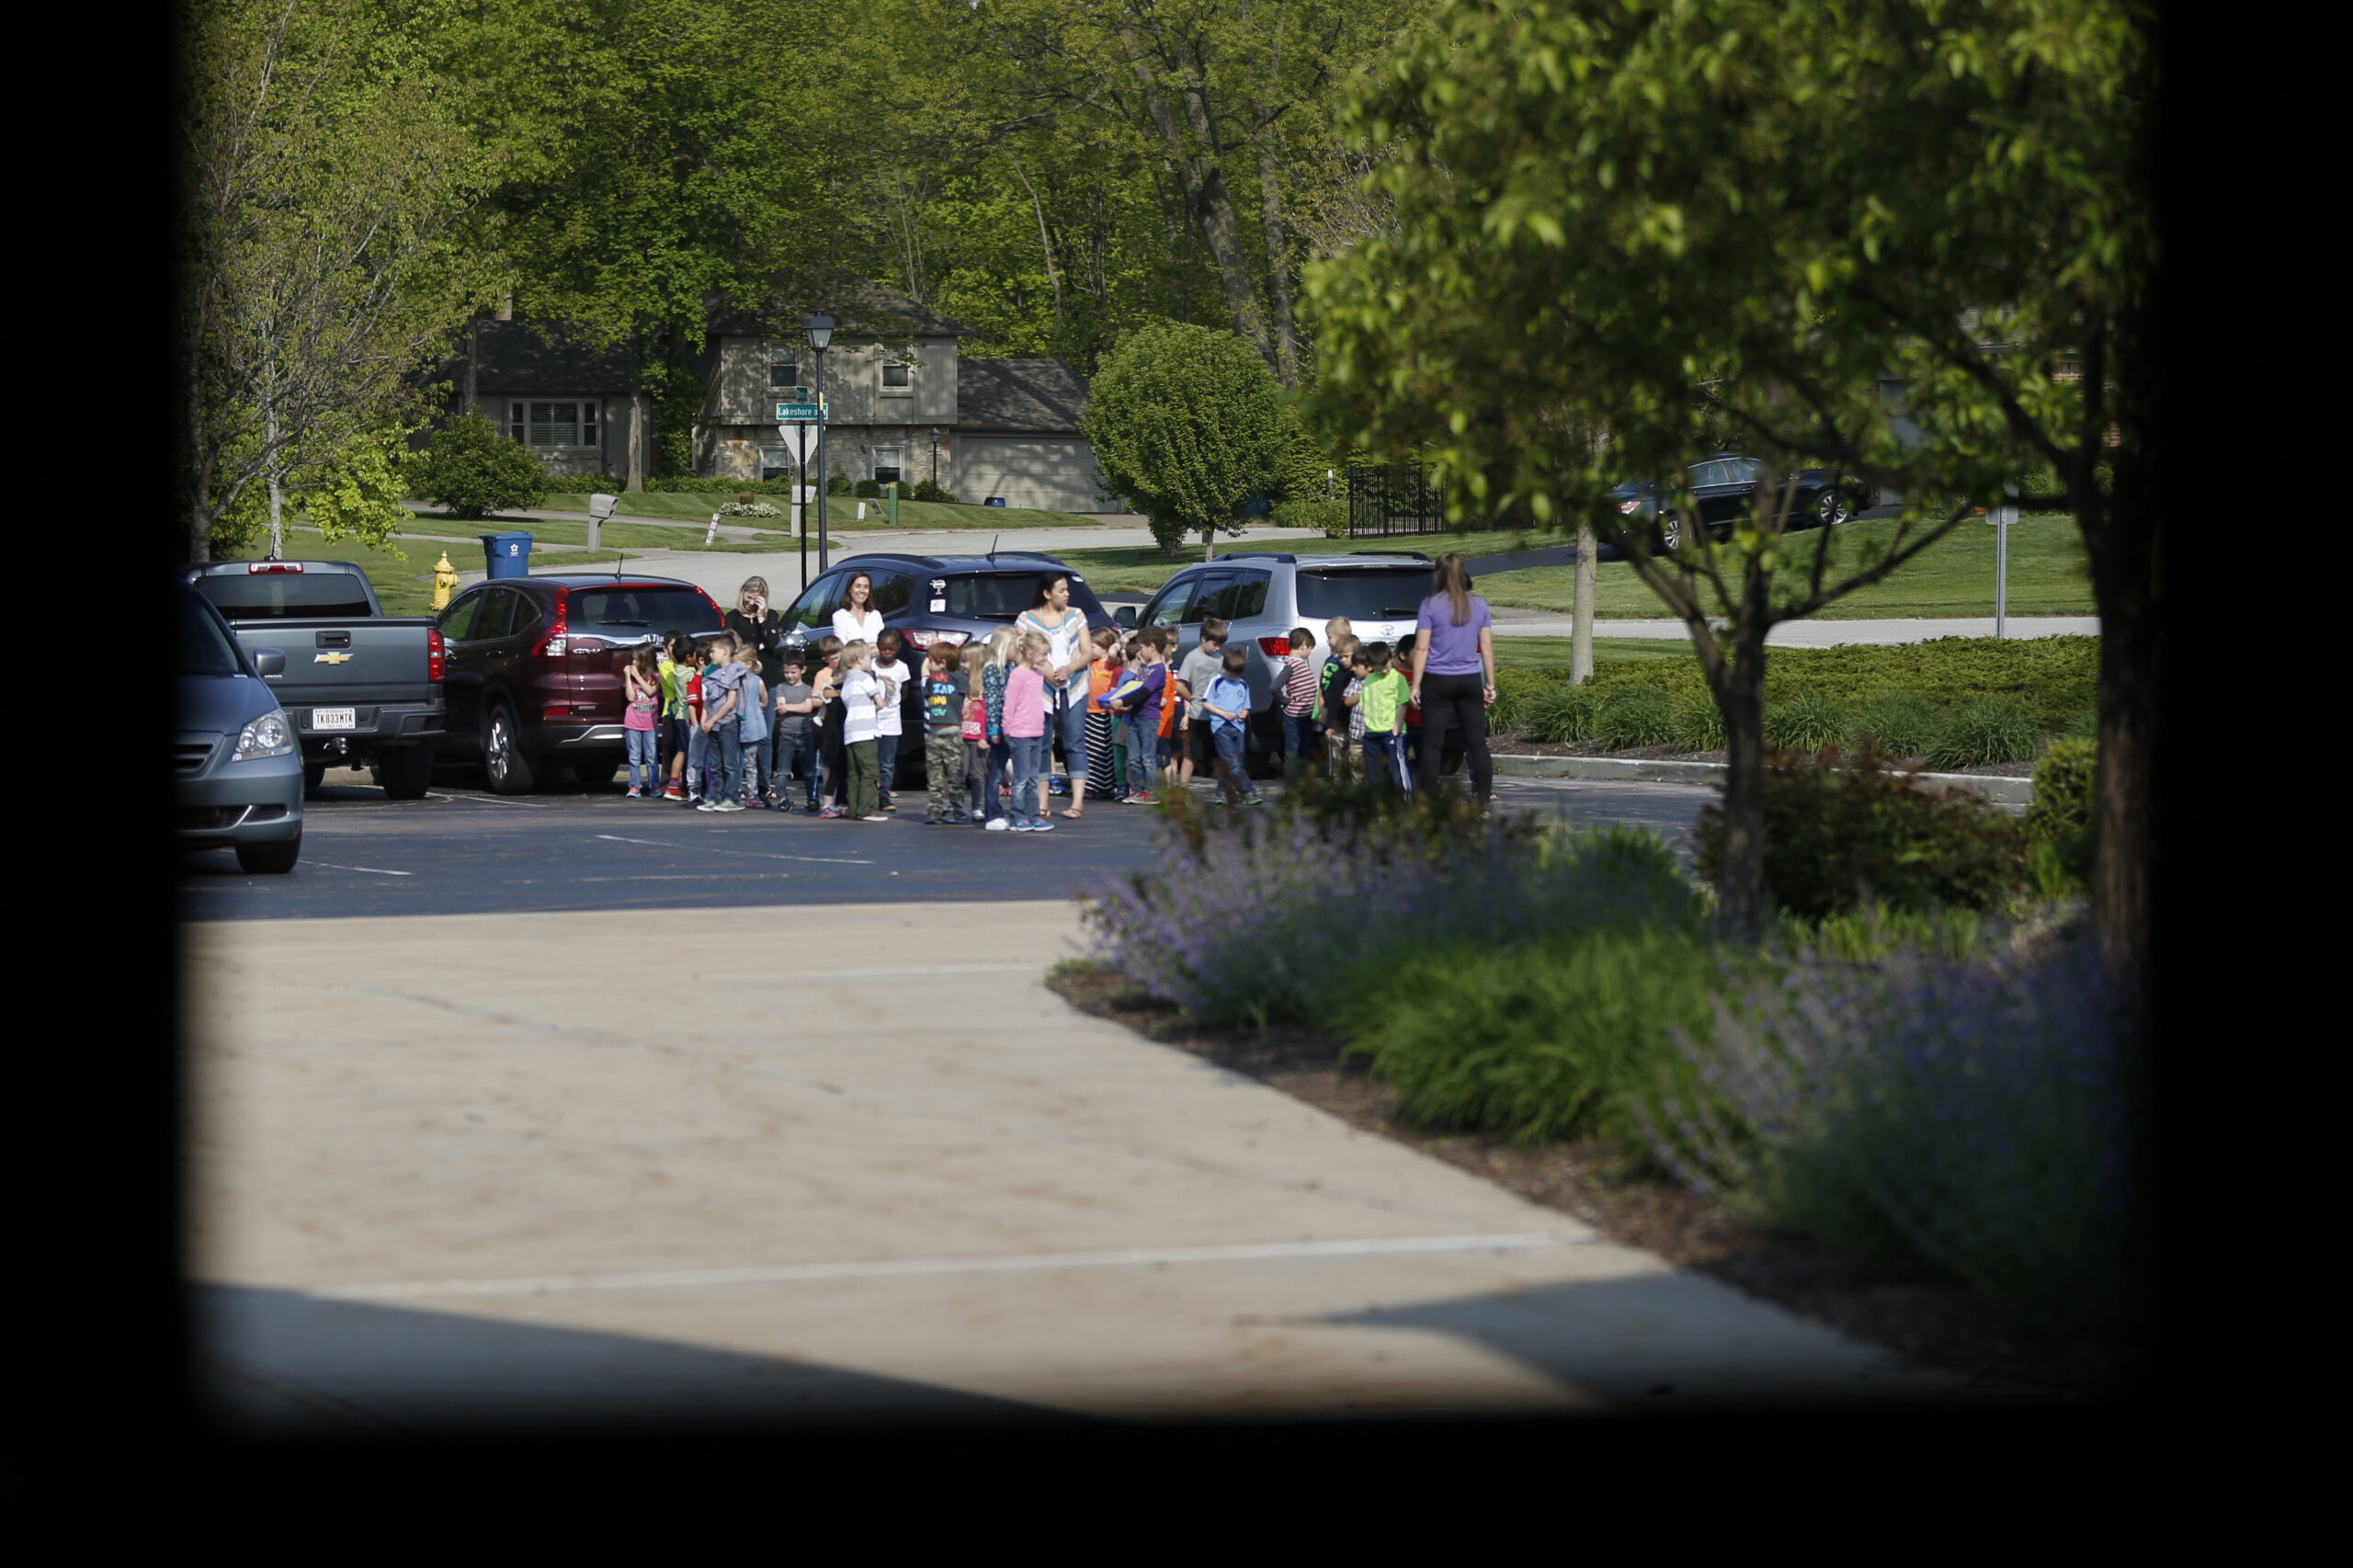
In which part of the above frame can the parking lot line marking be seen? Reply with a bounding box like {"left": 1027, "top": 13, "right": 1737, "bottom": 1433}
{"left": 306, "top": 861, "right": 414, "bottom": 877}
{"left": 824, "top": 962, "right": 1049, "bottom": 977}
{"left": 594, "top": 832, "right": 872, "bottom": 867}
{"left": 302, "top": 1232, "right": 1596, "bottom": 1302}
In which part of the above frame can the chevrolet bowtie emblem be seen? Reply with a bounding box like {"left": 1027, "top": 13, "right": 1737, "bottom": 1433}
{"left": 314, "top": 651, "right": 352, "bottom": 665}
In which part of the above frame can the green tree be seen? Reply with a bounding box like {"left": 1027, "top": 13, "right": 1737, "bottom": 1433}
{"left": 407, "top": 414, "right": 548, "bottom": 518}
{"left": 1310, "top": 0, "right": 2150, "bottom": 954}
{"left": 1085, "top": 321, "right": 1284, "bottom": 557}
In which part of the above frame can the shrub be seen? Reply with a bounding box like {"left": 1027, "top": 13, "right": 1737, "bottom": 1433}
{"left": 1694, "top": 750, "right": 2026, "bottom": 918}
{"left": 911, "top": 478, "right": 956, "bottom": 503}
{"left": 1524, "top": 683, "right": 1600, "bottom": 743}
{"left": 716, "top": 500, "right": 782, "bottom": 518}
{"left": 1488, "top": 667, "right": 1560, "bottom": 732}
{"left": 1671, "top": 690, "right": 1726, "bottom": 752}
{"left": 1846, "top": 690, "right": 1942, "bottom": 757}
{"left": 1765, "top": 692, "right": 1849, "bottom": 753}
{"left": 2025, "top": 737, "right": 2097, "bottom": 887}
{"left": 1926, "top": 695, "right": 2042, "bottom": 769}
{"left": 1083, "top": 320, "right": 1285, "bottom": 556}
{"left": 827, "top": 474, "right": 853, "bottom": 495}
{"left": 2064, "top": 708, "right": 2098, "bottom": 741}
{"left": 1594, "top": 687, "right": 1676, "bottom": 748}
{"left": 1642, "top": 935, "right": 2141, "bottom": 1335}
{"left": 854, "top": 478, "right": 883, "bottom": 499}
{"left": 1272, "top": 497, "right": 1349, "bottom": 538}
{"left": 1342, "top": 925, "right": 1725, "bottom": 1145}
{"left": 1083, "top": 788, "right": 1698, "bottom": 1028}
{"left": 1762, "top": 636, "right": 2097, "bottom": 733}
{"left": 405, "top": 414, "right": 548, "bottom": 518}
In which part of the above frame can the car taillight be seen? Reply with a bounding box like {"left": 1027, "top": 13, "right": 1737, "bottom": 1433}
{"left": 426, "top": 627, "right": 446, "bottom": 684}
{"left": 245, "top": 561, "right": 304, "bottom": 574}
{"left": 903, "top": 630, "right": 970, "bottom": 649}
{"left": 1618, "top": 498, "right": 1642, "bottom": 514}
{"left": 534, "top": 592, "right": 570, "bottom": 656}
{"left": 1256, "top": 636, "right": 1297, "bottom": 655}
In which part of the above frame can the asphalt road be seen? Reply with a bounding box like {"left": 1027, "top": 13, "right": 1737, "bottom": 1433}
{"left": 179, "top": 769, "right": 1717, "bottom": 922}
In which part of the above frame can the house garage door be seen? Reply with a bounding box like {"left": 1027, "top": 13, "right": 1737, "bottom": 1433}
{"left": 957, "top": 436, "right": 1103, "bottom": 513}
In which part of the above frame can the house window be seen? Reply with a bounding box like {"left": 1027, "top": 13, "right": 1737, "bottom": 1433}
{"left": 2054, "top": 355, "right": 2085, "bottom": 382}
{"left": 510, "top": 401, "right": 597, "bottom": 448}
{"left": 873, "top": 445, "right": 904, "bottom": 484}
{"left": 768, "top": 344, "right": 801, "bottom": 392}
{"left": 881, "top": 359, "right": 911, "bottom": 393}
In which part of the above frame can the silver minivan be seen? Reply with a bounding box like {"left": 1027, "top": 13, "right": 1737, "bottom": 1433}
{"left": 1112, "top": 551, "right": 1440, "bottom": 772}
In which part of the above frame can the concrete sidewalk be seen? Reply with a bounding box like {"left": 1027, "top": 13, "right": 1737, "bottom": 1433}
{"left": 187, "top": 902, "right": 1961, "bottom": 1426}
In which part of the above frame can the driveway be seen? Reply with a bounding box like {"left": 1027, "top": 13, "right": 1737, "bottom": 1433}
{"left": 188, "top": 900, "right": 1962, "bottom": 1426}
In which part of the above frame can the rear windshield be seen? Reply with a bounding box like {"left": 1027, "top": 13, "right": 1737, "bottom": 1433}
{"left": 569, "top": 585, "right": 722, "bottom": 633}
{"left": 180, "top": 593, "right": 244, "bottom": 676}
{"left": 195, "top": 571, "right": 374, "bottom": 619}
{"left": 1293, "top": 566, "right": 1434, "bottom": 622}
{"left": 928, "top": 571, "right": 1111, "bottom": 623}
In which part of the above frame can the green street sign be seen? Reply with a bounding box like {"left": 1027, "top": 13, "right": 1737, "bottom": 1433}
{"left": 776, "top": 401, "right": 824, "bottom": 421}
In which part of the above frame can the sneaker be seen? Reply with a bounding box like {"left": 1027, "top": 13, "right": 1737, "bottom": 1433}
{"left": 712, "top": 799, "right": 745, "bottom": 812}
{"left": 984, "top": 817, "right": 1011, "bottom": 832}
{"left": 1244, "top": 794, "right": 1267, "bottom": 806}
{"left": 863, "top": 812, "right": 890, "bottom": 823}
{"left": 818, "top": 805, "right": 846, "bottom": 819}
{"left": 625, "top": 787, "right": 642, "bottom": 799}
{"left": 971, "top": 809, "right": 983, "bottom": 821}
{"left": 1124, "top": 791, "right": 1157, "bottom": 805}
{"left": 1030, "top": 818, "right": 1056, "bottom": 832}
{"left": 879, "top": 801, "right": 897, "bottom": 812}
{"left": 661, "top": 784, "right": 684, "bottom": 801}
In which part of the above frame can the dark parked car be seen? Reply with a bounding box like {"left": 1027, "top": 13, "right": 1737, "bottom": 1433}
{"left": 182, "top": 559, "right": 446, "bottom": 797}
{"left": 177, "top": 588, "right": 305, "bottom": 872}
{"left": 1608, "top": 454, "right": 1863, "bottom": 550}
{"left": 775, "top": 551, "right": 1119, "bottom": 787}
{"left": 434, "top": 574, "right": 726, "bottom": 793}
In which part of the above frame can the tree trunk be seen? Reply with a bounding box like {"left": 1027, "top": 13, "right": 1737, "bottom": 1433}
{"left": 2080, "top": 464, "right": 2156, "bottom": 997}
{"left": 626, "top": 393, "right": 644, "bottom": 492}
{"left": 1250, "top": 126, "right": 1300, "bottom": 385}
{"left": 1712, "top": 631, "right": 1770, "bottom": 942}
{"left": 1117, "top": 24, "right": 1272, "bottom": 364}
{"left": 1010, "top": 157, "right": 1064, "bottom": 341}
{"left": 1571, "top": 516, "right": 1597, "bottom": 684}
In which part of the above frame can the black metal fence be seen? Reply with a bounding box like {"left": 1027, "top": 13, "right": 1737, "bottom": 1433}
{"left": 1344, "top": 463, "right": 1507, "bottom": 539}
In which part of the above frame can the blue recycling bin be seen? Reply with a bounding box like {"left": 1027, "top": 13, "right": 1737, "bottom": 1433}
{"left": 480, "top": 531, "right": 534, "bottom": 579}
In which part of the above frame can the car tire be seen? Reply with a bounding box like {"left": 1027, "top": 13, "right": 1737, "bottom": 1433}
{"left": 1660, "top": 515, "right": 1683, "bottom": 551}
{"left": 1818, "top": 494, "right": 1849, "bottom": 528}
{"left": 302, "top": 760, "right": 327, "bottom": 793}
{"left": 380, "top": 743, "right": 435, "bottom": 801}
{"left": 236, "top": 833, "right": 301, "bottom": 875}
{"left": 569, "top": 756, "right": 621, "bottom": 789}
{"left": 483, "top": 703, "right": 538, "bottom": 794}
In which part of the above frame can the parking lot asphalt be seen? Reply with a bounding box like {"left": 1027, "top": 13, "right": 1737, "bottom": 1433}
{"left": 178, "top": 768, "right": 1718, "bottom": 922}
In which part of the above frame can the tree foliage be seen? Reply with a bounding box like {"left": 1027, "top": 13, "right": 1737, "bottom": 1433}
{"left": 1084, "top": 321, "right": 1284, "bottom": 556}
{"left": 1308, "top": 0, "right": 2151, "bottom": 944}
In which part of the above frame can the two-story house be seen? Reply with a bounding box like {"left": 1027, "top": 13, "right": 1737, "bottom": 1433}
{"left": 693, "top": 281, "right": 1106, "bottom": 511}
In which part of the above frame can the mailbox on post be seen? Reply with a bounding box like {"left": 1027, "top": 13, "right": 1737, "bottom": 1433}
{"left": 587, "top": 492, "right": 619, "bottom": 552}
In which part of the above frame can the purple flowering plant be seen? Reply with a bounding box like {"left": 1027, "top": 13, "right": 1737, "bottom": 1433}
{"left": 1638, "top": 929, "right": 2140, "bottom": 1333}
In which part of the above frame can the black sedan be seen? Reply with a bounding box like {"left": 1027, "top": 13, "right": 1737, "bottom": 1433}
{"left": 1607, "top": 455, "right": 1864, "bottom": 550}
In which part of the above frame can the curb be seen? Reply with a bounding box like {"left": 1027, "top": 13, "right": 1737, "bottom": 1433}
{"left": 1490, "top": 751, "right": 2032, "bottom": 804}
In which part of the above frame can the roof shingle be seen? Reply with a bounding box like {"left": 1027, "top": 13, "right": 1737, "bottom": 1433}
{"left": 956, "top": 358, "right": 1090, "bottom": 434}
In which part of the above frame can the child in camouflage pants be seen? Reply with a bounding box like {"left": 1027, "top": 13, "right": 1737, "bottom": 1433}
{"left": 918, "top": 642, "right": 970, "bottom": 824}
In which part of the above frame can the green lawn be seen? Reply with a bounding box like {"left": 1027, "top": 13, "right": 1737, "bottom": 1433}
{"left": 1476, "top": 512, "right": 2092, "bottom": 619}
{"left": 536, "top": 493, "right": 1105, "bottom": 531}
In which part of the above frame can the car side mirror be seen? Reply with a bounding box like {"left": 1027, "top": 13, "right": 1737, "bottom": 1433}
{"left": 252, "top": 648, "right": 286, "bottom": 677}
{"left": 1111, "top": 605, "right": 1137, "bottom": 630}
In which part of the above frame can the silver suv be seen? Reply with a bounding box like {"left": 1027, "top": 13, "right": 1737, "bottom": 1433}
{"left": 1112, "top": 551, "right": 1438, "bottom": 772}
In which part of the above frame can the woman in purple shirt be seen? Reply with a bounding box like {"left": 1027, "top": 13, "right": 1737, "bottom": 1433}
{"left": 1409, "top": 551, "right": 1497, "bottom": 807}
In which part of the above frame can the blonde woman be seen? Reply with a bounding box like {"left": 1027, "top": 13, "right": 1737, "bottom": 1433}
{"left": 1015, "top": 572, "right": 1091, "bottom": 815}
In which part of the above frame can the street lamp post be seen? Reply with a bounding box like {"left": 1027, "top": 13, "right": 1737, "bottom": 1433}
{"left": 805, "top": 312, "right": 834, "bottom": 573}
{"left": 930, "top": 426, "right": 940, "bottom": 491}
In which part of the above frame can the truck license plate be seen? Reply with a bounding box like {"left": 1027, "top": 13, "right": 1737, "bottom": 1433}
{"left": 312, "top": 708, "right": 357, "bottom": 731}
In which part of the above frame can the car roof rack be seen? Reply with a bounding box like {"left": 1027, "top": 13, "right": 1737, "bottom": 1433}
{"left": 1213, "top": 551, "right": 1294, "bottom": 564}
{"left": 1344, "top": 548, "right": 1433, "bottom": 561}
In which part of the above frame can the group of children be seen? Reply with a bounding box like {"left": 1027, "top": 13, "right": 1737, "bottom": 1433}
{"left": 625, "top": 608, "right": 1429, "bottom": 826}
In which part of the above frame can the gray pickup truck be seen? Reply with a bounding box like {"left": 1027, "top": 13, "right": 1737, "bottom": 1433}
{"left": 182, "top": 560, "right": 446, "bottom": 798}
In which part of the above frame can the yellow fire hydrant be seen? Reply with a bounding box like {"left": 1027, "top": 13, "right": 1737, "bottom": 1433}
{"left": 430, "top": 551, "right": 459, "bottom": 610}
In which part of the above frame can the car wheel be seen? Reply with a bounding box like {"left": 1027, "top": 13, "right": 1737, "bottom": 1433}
{"left": 569, "top": 756, "right": 622, "bottom": 789}
{"left": 302, "top": 761, "right": 327, "bottom": 793}
{"left": 1660, "top": 515, "right": 1683, "bottom": 551}
{"left": 236, "top": 833, "right": 301, "bottom": 875}
{"left": 483, "top": 703, "right": 538, "bottom": 794}
{"left": 380, "top": 743, "right": 436, "bottom": 800}
{"left": 1818, "top": 493, "right": 1849, "bottom": 528}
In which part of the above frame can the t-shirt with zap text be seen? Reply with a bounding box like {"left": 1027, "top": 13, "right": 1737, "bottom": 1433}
{"left": 1003, "top": 665, "right": 1048, "bottom": 739}
{"left": 1203, "top": 673, "right": 1252, "bottom": 736}
{"left": 1415, "top": 592, "right": 1493, "bottom": 676}
{"left": 923, "top": 669, "right": 969, "bottom": 734}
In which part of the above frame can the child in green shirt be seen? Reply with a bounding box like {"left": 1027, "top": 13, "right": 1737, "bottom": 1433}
{"left": 1357, "top": 642, "right": 1412, "bottom": 794}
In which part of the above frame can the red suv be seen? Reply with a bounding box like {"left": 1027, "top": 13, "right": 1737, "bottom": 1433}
{"left": 435, "top": 574, "right": 723, "bottom": 792}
